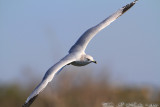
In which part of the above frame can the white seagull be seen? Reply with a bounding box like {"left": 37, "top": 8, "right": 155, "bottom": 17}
{"left": 23, "top": 0, "right": 138, "bottom": 106}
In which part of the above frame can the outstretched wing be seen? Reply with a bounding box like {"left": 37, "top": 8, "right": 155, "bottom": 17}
{"left": 22, "top": 54, "right": 76, "bottom": 107}
{"left": 69, "top": 0, "right": 138, "bottom": 53}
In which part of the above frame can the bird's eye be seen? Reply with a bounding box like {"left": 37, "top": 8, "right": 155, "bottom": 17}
{"left": 87, "top": 58, "right": 90, "bottom": 61}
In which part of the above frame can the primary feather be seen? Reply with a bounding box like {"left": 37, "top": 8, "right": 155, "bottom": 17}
{"left": 23, "top": 54, "right": 76, "bottom": 107}
{"left": 69, "top": 0, "right": 138, "bottom": 53}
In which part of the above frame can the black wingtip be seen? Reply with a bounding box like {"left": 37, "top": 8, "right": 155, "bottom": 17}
{"left": 122, "top": 0, "right": 138, "bottom": 14}
{"left": 22, "top": 95, "right": 38, "bottom": 107}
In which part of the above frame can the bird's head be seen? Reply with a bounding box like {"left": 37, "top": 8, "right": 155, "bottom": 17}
{"left": 84, "top": 54, "right": 97, "bottom": 64}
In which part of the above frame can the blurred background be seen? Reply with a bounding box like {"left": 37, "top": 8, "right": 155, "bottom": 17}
{"left": 0, "top": 0, "right": 160, "bottom": 107}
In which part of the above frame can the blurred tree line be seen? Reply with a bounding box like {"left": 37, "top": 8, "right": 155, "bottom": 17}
{"left": 0, "top": 67, "right": 160, "bottom": 107}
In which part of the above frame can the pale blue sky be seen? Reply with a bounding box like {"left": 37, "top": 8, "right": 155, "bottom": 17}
{"left": 0, "top": 0, "right": 160, "bottom": 87}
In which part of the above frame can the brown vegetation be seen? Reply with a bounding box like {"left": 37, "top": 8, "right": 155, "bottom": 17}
{"left": 0, "top": 68, "right": 159, "bottom": 107}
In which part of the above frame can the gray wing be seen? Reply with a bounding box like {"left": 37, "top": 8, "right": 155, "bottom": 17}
{"left": 69, "top": 0, "right": 138, "bottom": 53}
{"left": 22, "top": 54, "right": 76, "bottom": 107}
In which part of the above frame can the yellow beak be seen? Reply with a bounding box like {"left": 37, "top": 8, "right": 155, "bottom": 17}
{"left": 92, "top": 61, "right": 97, "bottom": 64}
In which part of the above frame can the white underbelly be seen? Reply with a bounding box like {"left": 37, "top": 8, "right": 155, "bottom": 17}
{"left": 71, "top": 61, "right": 90, "bottom": 66}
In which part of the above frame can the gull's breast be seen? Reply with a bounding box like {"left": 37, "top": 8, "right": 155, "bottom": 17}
{"left": 71, "top": 61, "right": 90, "bottom": 66}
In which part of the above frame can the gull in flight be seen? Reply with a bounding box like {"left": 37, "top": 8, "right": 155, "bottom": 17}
{"left": 23, "top": 0, "right": 138, "bottom": 106}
